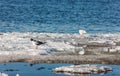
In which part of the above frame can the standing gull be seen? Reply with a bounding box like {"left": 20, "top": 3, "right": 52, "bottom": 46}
{"left": 79, "top": 29, "right": 87, "bottom": 35}
{"left": 30, "top": 38, "right": 46, "bottom": 49}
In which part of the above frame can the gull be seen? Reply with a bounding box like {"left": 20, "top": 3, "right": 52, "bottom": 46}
{"left": 79, "top": 29, "right": 87, "bottom": 35}
{"left": 30, "top": 38, "right": 46, "bottom": 49}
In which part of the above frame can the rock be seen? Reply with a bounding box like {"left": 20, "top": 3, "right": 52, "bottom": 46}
{"left": 37, "top": 67, "right": 45, "bottom": 70}
{"left": 4, "top": 69, "right": 19, "bottom": 72}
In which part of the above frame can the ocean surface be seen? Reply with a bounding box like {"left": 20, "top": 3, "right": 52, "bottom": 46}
{"left": 0, "top": 0, "right": 120, "bottom": 33}
{"left": 0, "top": 62, "right": 120, "bottom": 76}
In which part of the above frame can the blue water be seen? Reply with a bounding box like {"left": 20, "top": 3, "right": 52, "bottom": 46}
{"left": 0, "top": 62, "right": 119, "bottom": 76}
{"left": 0, "top": 62, "right": 120, "bottom": 76}
{"left": 0, "top": 0, "right": 120, "bottom": 33}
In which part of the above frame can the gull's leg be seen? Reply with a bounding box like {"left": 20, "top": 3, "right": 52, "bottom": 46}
{"left": 36, "top": 45, "right": 38, "bottom": 49}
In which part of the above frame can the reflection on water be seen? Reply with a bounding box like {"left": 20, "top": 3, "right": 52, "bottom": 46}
{"left": 55, "top": 72, "right": 111, "bottom": 76}
{"left": 55, "top": 73, "right": 91, "bottom": 76}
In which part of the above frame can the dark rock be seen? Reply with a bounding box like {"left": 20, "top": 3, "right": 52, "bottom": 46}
{"left": 29, "top": 64, "right": 34, "bottom": 67}
{"left": 37, "top": 67, "right": 45, "bottom": 70}
{"left": 4, "top": 69, "right": 19, "bottom": 72}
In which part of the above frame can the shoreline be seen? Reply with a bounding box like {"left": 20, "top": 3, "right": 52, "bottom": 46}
{"left": 0, "top": 32, "right": 120, "bottom": 65}
{"left": 0, "top": 54, "right": 120, "bottom": 65}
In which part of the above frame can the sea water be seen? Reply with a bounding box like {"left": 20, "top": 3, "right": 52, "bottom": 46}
{"left": 0, "top": 0, "right": 120, "bottom": 33}
{"left": 0, "top": 0, "right": 120, "bottom": 76}
{"left": 0, "top": 62, "right": 120, "bottom": 76}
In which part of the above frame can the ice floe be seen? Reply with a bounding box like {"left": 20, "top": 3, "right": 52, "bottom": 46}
{"left": 0, "top": 32, "right": 120, "bottom": 55}
{"left": 53, "top": 64, "right": 112, "bottom": 74}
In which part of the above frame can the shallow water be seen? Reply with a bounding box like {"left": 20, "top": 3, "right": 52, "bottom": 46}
{"left": 0, "top": 0, "right": 120, "bottom": 33}
{"left": 0, "top": 62, "right": 120, "bottom": 76}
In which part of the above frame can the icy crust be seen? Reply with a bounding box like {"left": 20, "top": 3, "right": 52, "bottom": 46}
{"left": 53, "top": 64, "right": 112, "bottom": 74}
{"left": 0, "top": 32, "right": 120, "bottom": 55}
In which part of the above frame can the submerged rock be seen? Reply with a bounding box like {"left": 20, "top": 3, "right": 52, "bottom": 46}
{"left": 4, "top": 69, "right": 19, "bottom": 72}
{"left": 37, "top": 67, "right": 45, "bottom": 70}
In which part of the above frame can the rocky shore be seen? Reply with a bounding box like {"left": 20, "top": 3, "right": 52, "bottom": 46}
{"left": 0, "top": 32, "right": 120, "bottom": 64}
